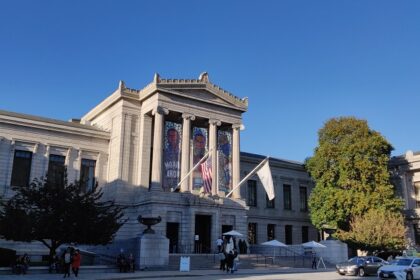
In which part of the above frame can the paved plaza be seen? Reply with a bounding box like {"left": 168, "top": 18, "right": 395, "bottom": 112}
{"left": 1, "top": 268, "right": 379, "bottom": 280}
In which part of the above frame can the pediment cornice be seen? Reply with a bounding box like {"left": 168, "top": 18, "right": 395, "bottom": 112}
{"left": 139, "top": 73, "right": 248, "bottom": 111}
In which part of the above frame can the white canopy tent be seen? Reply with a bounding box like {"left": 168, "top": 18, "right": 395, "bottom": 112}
{"left": 301, "top": 241, "right": 327, "bottom": 269}
{"left": 261, "top": 240, "right": 287, "bottom": 260}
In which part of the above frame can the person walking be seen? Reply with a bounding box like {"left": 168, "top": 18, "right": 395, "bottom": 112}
{"left": 63, "top": 247, "right": 72, "bottom": 278}
{"left": 311, "top": 251, "right": 318, "bottom": 269}
{"left": 72, "top": 249, "right": 81, "bottom": 277}
{"left": 216, "top": 237, "right": 223, "bottom": 253}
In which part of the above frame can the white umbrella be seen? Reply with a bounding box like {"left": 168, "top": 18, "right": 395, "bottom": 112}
{"left": 301, "top": 241, "right": 327, "bottom": 248}
{"left": 261, "top": 240, "right": 287, "bottom": 260}
{"left": 222, "top": 230, "right": 243, "bottom": 237}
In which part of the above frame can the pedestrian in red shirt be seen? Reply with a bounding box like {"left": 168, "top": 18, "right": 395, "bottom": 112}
{"left": 72, "top": 249, "right": 82, "bottom": 277}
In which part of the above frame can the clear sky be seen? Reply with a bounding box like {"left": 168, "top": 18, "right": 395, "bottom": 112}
{"left": 0, "top": 0, "right": 419, "bottom": 162}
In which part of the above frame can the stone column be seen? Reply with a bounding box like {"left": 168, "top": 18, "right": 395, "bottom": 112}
{"left": 150, "top": 106, "right": 169, "bottom": 191}
{"left": 137, "top": 113, "right": 153, "bottom": 188}
{"left": 232, "top": 124, "right": 241, "bottom": 199}
{"left": 180, "top": 113, "right": 195, "bottom": 192}
{"left": 209, "top": 119, "right": 221, "bottom": 196}
{"left": 121, "top": 113, "right": 133, "bottom": 182}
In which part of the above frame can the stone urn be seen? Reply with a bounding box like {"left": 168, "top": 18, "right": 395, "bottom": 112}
{"left": 137, "top": 215, "right": 161, "bottom": 234}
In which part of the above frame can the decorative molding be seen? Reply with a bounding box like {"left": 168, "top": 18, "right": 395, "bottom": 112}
{"left": 208, "top": 119, "right": 221, "bottom": 126}
{"left": 34, "top": 143, "right": 40, "bottom": 153}
{"left": 152, "top": 106, "right": 169, "bottom": 116}
{"left": 232, "top": 123, "right": 242, "bottom": 130}
{"left": 44, "top": 145, "right": 50, "bottom": 156}
{"left": 182, "top": 113, "right": 196, "bottom": 121}
{"left": 153, "top": 73, "right": 161, "bottom": 84}
{"left": 118, "top": 80, "right": 126, "bottom": 90}
{"left": 198, "top": 72, "right": 209, "bottom": 83}
{"left": 10, "top": 139, "right": 15, "bottom": 151}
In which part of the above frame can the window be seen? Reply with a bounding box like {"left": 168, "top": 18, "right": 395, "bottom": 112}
{"left": 285, "top": 225, "right": 293, "bottom": 244}
{"left": 80, "top": 159, "right": 96, "bottom": 192}
{"left": 267, "top": 224, "right": 275, "bottom": 241}
{"left": 266, "top": 194, "right": 275, "bottom": 208}
{"left": 47, "top": 154, "right": 66, "bottom": 187}
{"left": 414, "top": 225, "right": 420, "bottom": 245}
{"left": 247, "top": 180, "right": 257, "bottom": 207}
{"left": 283, "top": 184, "right": 292, "bottom": 210}
{"left": 302, "top": 226, "right": 309, "bottom": 243}
{"left": 248, "top": 223, "right": 257, "bottom": 244}
{"left": 415, "top": 183, "right": 420, "bottom": 208}
{"left": 10, "top": 150, "right": 32, "bottom": 187}
{"left": 300, "top": 186, "right": 308, "bottom": 212}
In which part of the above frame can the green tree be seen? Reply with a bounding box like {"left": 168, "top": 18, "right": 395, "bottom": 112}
{"left": 336, "top": 208, "right": 406, "bottom": 252}
{"left": 306, "top": 117, "right": 403, "bottom": 234}
{"left": 0, "top": 175, "right": 125, "bottom": 263}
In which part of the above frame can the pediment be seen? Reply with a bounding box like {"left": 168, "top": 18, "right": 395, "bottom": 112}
{"left": 160, "top": 87, "right": 243, "bottom": 110}
{"left": 137, "top": 73, "right": 248, "bottom": 112}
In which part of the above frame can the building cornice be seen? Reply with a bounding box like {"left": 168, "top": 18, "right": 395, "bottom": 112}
{"left": 138, "top": 73, "right": 248, "bottom": 112}
{"left": 240, "top": 151, "right": 307, "bottom": 172}
{"left": 0, "top": 110, "right": 110, "bottom": 140}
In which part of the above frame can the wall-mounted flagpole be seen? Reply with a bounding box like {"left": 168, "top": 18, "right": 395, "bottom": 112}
{"left": 226, "top": 157, "right": 269, "bottom": 198}
{"left": 171, "top": 148, "right": 213, "bottom": 192}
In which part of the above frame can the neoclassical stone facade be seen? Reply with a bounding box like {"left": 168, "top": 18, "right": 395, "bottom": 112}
{"left": 390, "top": 151, "right": 420, "bottom": 247}
{"left": 0, "top": 73, "right": 317, "bottom": 255}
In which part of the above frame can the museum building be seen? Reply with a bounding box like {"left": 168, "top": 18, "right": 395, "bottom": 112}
{"left": 0, "top": 73, "right": 318, "bottom": 255}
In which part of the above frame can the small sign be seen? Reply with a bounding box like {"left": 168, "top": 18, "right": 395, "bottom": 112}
{"left": 179, "top": 256, "right": 190, "bottom": 272}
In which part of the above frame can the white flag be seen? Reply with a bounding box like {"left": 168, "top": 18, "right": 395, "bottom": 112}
{"left": 257, "top": 160, "right": 275, "bottom": 200}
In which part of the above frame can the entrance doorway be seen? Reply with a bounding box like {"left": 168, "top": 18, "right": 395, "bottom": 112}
{"left": 222, "top": 224, "right": 233, "bottom": 235}
{"left": 195, "top": 215, "right": 211, "bottom": 253}
{"left": 166, "top": 222, "right": 179, "bottom": 253}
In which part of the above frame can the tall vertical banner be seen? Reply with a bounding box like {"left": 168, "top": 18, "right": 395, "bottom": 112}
{"left": 217, "top": 130, "right": 232, "bottom": 192}
{"left": 192, "top": 127, "right": 208, "bottom": 190}
{"left": 163, "top": 121, "right": 182, "bottom": 191}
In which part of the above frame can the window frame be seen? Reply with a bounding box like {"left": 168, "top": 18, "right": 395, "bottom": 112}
{"left": 47, "top": 154, "right": 66, "bottom": 187}
{"left": 267, "top": 224, "right": 275, "bottom": 241}
{"left": 80, "top": 158, "right": 96, "bottom": 192}
{"left": 10, "top": 150, "right": 33, "bottom": 187}
{"left": 247, "top": 180, "right": 257, "bottom": 207}
{"left": 299, "top": 186, "right": 308, "bottom": 212}
{"left": 283, "top": 184, "right": 292, "bottom": 210}
{"left": 248, "top": 222, "right": 257, "bottom": 244}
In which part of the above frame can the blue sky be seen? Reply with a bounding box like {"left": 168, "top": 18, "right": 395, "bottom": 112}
{"left": 0, "top": 0, "right": 419, "bottom": 162}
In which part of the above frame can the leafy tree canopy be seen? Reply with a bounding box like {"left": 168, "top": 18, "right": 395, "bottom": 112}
{"left": 306, "top": 117, "right": 403, "bottom": 231}
{"left": 336, "top": 208, "right": 406, "bottom": 252}
{"left": 0, "top": 175, "right": 125, "bottom": 260}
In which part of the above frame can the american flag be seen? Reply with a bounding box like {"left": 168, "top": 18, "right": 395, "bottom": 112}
{"left": 201, "top": 155, "right": 212, "bottom": 193}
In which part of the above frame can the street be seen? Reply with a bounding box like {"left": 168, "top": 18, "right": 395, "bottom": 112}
{"left": 1, "top": 269, "right": 380, "bottom": 280}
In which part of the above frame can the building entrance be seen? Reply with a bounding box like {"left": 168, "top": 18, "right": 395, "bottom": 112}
{"left": 166, "top": 222, "right": 179, "bottom": 253}
{"left": 222, "top": 224, "right": 233, "bottom": 234}
{"left": 195, "top": 215, "right": 211, "bottom": 253}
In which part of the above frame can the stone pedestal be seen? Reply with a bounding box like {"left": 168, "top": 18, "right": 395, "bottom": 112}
{"left": 137, "top": 233, "right": 169, "bottom": 269}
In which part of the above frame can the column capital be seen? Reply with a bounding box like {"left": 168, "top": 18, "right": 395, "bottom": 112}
{"left": 182, "top": 113, "right": 196, "bottom": 121}
{"left": 152, "top": 106, "right": 169, "bottom": 116}
{"left": 209, "top": 119, "right": 221, "bottom": 126}
{"left": 232, "top": 123, "right": 243, "bottom": 130}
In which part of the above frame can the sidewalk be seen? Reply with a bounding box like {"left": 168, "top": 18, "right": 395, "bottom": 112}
{"left": 1, "top": 267, "right": 335, "bottom": 280}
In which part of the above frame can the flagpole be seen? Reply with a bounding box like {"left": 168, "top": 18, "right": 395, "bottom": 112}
{"left": 216, "top": 150, "right": 219, "bottom": 194}
{"left": 226, "top": 157, "right": 269, "bottom": 198}
{"left": 171, "top": 148, "right": 213, "bottom": 192}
